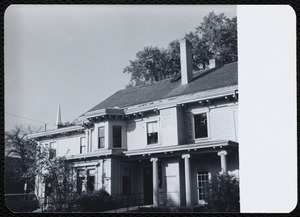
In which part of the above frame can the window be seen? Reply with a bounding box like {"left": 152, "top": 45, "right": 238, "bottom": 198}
{"left": 197, "top": 171, "right": 209, "bottom": 201}
{"left": 113, "top": 126, "right": 122, "bottom": 148}
{"left": 87, "top": 169, "right": 95, "bottom": 193}
{"left": 49, "top": 142, "right": 57, "bottom": 159}
{"left": 77, "top": 170, "right": 85, "bottom": 194}
{"left": 147, "top": 121, "right": 158, "bottom": 145}
{"left": 194, "top": 113, "right": 208, "bottom": 139}
{"left": 122, "top": 168, "right": 131, "bottom": 195}
{"left": 98, "top": 127, "right": 105, "bottom": 148}
{"left": 80, "top": 137, "right": 86, "bottom": 154}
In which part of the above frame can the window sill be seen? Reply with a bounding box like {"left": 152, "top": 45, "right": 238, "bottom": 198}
{"left": 111, "top": 147, "right": 127, "bottom": 150}
{"left": 94, "top": 148, "right": 107, "bottom": 152}
{"left": 146, "top": 143, "right": 161, "bottom": 147}
{"left": 194, "top": 137, "right": 211, "bottom": 143}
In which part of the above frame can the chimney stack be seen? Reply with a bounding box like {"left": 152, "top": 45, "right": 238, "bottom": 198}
{"left": 208, "top": 58, "right": 221, "bottom": 69}
{"left": 180, "top": 38, "right": 193, "bottom": 85}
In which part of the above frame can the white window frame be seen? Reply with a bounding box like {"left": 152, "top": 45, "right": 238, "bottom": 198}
{"left": 191, "top": 108, "right": 211, "bottom": 141}
{"left": 80, "top": 137, "right": 86, "bottom": 154}
{"left": 98, "top": 126, "right": 105, "bottom": 149}
{"left": 196, "top": 171, "right": 211, "bottom": 204}
{"left": 145, "top": 119, "right": 160, "bottom": 146}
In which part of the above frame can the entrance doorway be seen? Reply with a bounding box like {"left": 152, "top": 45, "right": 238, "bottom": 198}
{"left": 143, "top": 166, "right": 153, "bottom": 205}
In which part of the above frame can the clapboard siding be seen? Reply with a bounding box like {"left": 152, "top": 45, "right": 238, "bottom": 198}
{"left": 160, "top": 107, "right": 178, "bottom": 146}
{"left": 126, "top": 114, "right": 160, "bottom": 150}
{"left": 126, "top": 121, "right": 146, "bottom": 150}
{"left": 209, "top": 107, "right": 232, "bottom": 140}
{"left": 56, "top": 136, "right": 83, "bottom": 157}
{"left": 180, "top": 103, "right": 238, "bottom": 143}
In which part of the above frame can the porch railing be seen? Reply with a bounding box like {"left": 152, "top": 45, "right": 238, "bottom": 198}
{"left": 40, "top": 193, "right": 144, "bottom": 212}
{"left": 109, "top": 193, "right": 144, "bottom": 212}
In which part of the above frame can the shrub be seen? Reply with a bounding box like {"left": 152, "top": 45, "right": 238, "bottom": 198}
{"left": 77, "top": 189, "right": 115, "bottom": 212}
{"left": 203, "top": 173, "right": 240, "bottom": 212}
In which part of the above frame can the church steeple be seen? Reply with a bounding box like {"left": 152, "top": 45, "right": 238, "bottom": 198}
{"left": 56, "top": 102, "right": 62, "bottom": 128}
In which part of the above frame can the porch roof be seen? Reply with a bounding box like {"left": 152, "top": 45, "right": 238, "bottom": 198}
{"left": 65, "top": 149, "right": 124, "bottom": 161}
{"left": 123, "top": 140, "right": 238, "bottom": 157}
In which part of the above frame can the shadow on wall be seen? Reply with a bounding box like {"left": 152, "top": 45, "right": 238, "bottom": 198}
{"left": 126, "top": 122, "right": 136, "bottom": 133}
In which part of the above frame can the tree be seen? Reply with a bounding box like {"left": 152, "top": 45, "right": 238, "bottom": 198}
{"left": 28, "top": 145, "right": 77, "bottom": 211}
{"left": 203, "top": 173, "right": 240, "bottom": 212}
{"left": 5, "top": 125, "right": 41, "bottom": 192}
{"left": 196, "top": 12, "right": 237, "bottom": 64}
{"left": 123, "top": 46, "right": 178, "bottom": 87}
{"left": 123, "top": 11, "right": 237, "bottom": 87}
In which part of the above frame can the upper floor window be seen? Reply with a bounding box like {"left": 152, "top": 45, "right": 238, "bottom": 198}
{"left": 113, "top": 126, "right": 122, "bottom": 148}
{"left": 98, "top": 127, "right": 105, "bottom": 149}
{"left": 80, "top": 137, "right": 86, "bottom": 154}
{"left": 147, "top": 121, "right": 158, "bottom": 145}
{"left": 194, "top": 113, "right": 208, "bottom": 139}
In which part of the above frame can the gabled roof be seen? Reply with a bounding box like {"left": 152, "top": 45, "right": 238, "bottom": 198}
{"left": 88, "top": 61, "right": 237, "bottom": 113}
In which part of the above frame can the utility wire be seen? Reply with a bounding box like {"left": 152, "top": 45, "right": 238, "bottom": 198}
{"left": 5, "top": 112, "right": 56, "bottom": 126}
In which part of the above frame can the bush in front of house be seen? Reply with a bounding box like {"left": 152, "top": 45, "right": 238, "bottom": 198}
{"left": 77, "top": 189, "right": 116, "bottom": 212}
{"left": 203, "top": 173, "right": 240, "bottom": 212}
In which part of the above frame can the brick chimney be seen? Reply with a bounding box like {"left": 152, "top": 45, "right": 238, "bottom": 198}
{"left": 180, "top": 38, "right": 193, "bottom": 85}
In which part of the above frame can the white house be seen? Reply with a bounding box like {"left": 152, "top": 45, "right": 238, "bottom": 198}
{"left": 29, "top": 38, "right": 239, "bottom": 207}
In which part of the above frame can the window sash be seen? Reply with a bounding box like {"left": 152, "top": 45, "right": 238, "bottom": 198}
{"left": 147, "top": 122, "right": 158, "bottom": 133}
{"left": 98, "top": 127, "right": 105, "bottom": 148}
{"left": 113, "top": 126, "right": 122, "bottom": 148}
{"left": 147, "top": 121, "right": 158, "bottom": 145}
{"left": 80, "top": 137, "right": 86, "bottom": 154}
{"left": 194, "top": 113, "right": 208, "bottom": 139}
{"left": 197, "top": 171, "right": 209, "bottom": 201}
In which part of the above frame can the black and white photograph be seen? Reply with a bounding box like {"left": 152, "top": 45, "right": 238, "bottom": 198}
{"left": 4, "top": 4, "right": 296, "bottom": 214}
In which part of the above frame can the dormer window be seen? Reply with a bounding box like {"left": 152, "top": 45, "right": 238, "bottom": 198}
{"left": 113, "top": 126, "right": 122, "bottom": 148}
{"left": 194, "top": 113, "right": 208, "bottom": 139}
{"left": 147, "top": 121, "right": 158, "bottom": 145}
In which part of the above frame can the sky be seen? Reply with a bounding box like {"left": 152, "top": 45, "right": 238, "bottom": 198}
{"left": 5, "top": 5, "right": 237, "bottom": 131}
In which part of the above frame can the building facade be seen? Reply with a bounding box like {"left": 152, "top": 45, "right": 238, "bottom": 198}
{"left": 29, "top": 39, "right": 239, "bottom": 207}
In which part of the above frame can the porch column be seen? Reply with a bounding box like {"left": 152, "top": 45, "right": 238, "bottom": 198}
{"left": 150, "top": 157, "right": 159, "bottom": 207}
{"left": 83, "top": 167, "right": 87, "bottom": 193}
{"left": 217, "top": 150, "right": 228, "bottom": 174}
{"left": 182, "top": 154, "right": 191, "bottom": 207}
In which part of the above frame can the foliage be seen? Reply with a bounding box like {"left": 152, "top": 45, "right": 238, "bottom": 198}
{"left": 123, "top": 11, "right": 237, "bottom": 87}
{"left": 77, "top": 189, "right": 116, "bottom": 212}
{"left": 59, "top": 121, "right": 75, "bottom": 128}
{"left": 5, "top": 125, "right": 41, "bottom": 191}
{"left": 196, "top": 12, "right": 237, "bottom": 64}
{"left": 203, "top": 173, "right": 240, "bottom": 212}
{"left": 28, "top": 145, "right": 77, "bottom": 210}
{"left": 124, "top": 46, "right": 179, "bottom": 87}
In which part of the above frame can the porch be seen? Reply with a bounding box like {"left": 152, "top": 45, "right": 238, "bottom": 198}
{"left": 121, "top": 140, "right": 239, "bottom": 207}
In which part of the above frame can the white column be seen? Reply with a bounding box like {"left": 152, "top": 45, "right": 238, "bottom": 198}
{"left": 150, "top": 157, "right": 159, "bottom": 207}
{"left": 182, "top": 154, "right": 191, "bottom": 207}
{"left": 83, "top": 167, "right": 87, "bottom": 193}
{"left": 217, "top": 150, "right": 228, "bottom": 174}
{"left": 85, "top": 130, "right": 89, "bottom": 153}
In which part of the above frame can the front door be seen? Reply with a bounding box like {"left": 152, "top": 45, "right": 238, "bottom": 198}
{"left": 143, "top": 166, "right": 153, "bottom": 205}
